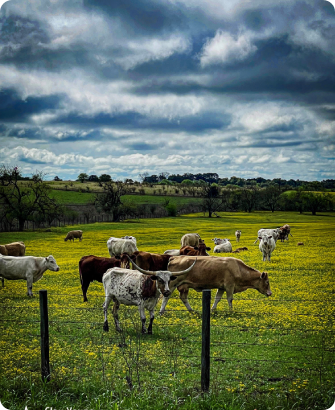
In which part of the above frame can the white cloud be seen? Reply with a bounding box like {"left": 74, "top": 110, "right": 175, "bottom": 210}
{"left": 200, "top": 30, "right": 257, "bottom": 67}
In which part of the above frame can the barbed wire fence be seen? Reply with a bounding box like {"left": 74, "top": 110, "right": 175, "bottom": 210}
{"left": 0, "top": 290, "right": 334, "bottom": 394}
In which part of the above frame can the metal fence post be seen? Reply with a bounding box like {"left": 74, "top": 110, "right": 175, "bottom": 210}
{"left": 39, "top": 290, "right": 50, "bottom": 382}
{"left": 201, "top": 289, "right": 211, "bottom": 392}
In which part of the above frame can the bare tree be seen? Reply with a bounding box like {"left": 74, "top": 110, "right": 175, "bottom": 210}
{"left": 0, "top": 165, "right": 62, "bottom": 231}
{"left": 200, "top": 183, "right": 223, "bottom": 217}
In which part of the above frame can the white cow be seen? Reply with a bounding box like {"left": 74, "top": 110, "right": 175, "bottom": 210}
{"left": 213, "top": 239, "right": 232, "bottom": 253}
{"left": 259, "top": 234, "right": 276, "bottom": 261}
{"left": 0, "top": 255, "right": 60, "bottom": 296}
{"left": 235, "top": 230, "right": 241, "bottom": 242}
{"left": 254, "top": 228, "right": 280, "bottom": 244}
{"left": 102, "top": 259, "right": 196, "bottom": 334}
{"left": 107, "top": 237, "right": 138, "bottom": 258}
{"left": 121, "top": 235, "right": 137, "bottom": 245}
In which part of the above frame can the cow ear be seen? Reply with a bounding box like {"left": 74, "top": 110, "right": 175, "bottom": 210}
{"left": 269, "top": 236, "right": 272, "bottom": 239}
{"left": 170, "top": 275, "right": 177, "bottom": 281}
{"left": 45, "top": 257, "right": 48, "bottom": 262}
{"left": 258, "top": 237, "right": 262, "bottom": 240}
{"left": 261, "top": 272, "right": 268, "bottom": 279}
{"left": 150, "top": 275, "right": 157, "bottom": 280}
{"left": 206, "top": 247, "right": 211, "bottom": 251}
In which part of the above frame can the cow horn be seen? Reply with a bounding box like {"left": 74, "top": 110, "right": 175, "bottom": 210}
{"left": 169, "top": 258, "right": 197, "bottom": 276}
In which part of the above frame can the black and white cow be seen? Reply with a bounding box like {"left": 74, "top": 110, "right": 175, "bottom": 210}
{"left": 102, "top": 259, "right": 196, "bottom": 334}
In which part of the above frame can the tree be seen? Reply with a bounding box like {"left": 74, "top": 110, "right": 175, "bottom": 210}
{"left": 53, "top": 176, "right": 62, "bottom": 181}
{"left": 200, "top": 183, "right": 223, "bottom": 217}
{"left": 0, "top": 165, "right": 62, "bottom": 231}
{"left": 138, "top": 172, "right": 149, "bottom": 183}
{"left": 99, "top": 174, "right": 112, "bottom": 183}
{"left": 303, "top": 192, "right": 333, "bottom": 215}
{"left": 239, "top": 186, "right": 259, "bottom": 213}
{"left": 77, "top": 173, "right": 89, "bottom": 183}
{"left": 261, "top": 184, "right": 282, "bottom": 212}
{"left": 94, "top": 181, "right": 132, "bottom": 221}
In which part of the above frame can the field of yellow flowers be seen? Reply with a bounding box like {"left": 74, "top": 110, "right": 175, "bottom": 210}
{"left": 0, "top": 211, "right": 334, "bottom": 410}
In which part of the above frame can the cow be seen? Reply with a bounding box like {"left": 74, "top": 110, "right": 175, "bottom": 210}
{"left": 254, "top": 228, "right": 280, "bottom": 244}
{"left": 121, "top": 235, "right": 137, "bottom": 245}
{"left": 107, "top": 237, "right": 138, "bottom": 258}
{"left": 211, "top": 237, "right": 230, "bottom": 245}
{"left": 213, "top": 239, "right": 232, "bottom": 253}
{"left": 102, "top": 259, "right": 197, "bottom": 334}
{"left": 180, "top": 233, "right": 201, "bottom": 248}
{"left": 259, "top": 234, "right": 276, "bottom": 262}
{"left": 0, "top": 255, "right": 60, "bottom": 296}
{"left": 0, "top": 241, "right": 25, "bottom": 256}
{"left": 278, "top": 224, "right": 293, "bottom": 242}
{"left": 128, "top": 251, "right": 172, "bottom": 271}
{"left": 159, "top": 256, "right": 272, "bottom": 314}
{"left": 235, "top": 230, "right": 241, "bottom": 242}
{"left": 64, "top": 230, "right": 83, "bottom": 242}
{"left": 79, "top": 255, "right": 131, "bottom": 302}
{"left": 180, "top": 241, "right": 211, "bottom": 256}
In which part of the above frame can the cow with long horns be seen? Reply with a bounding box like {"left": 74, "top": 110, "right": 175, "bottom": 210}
{"left": 102, "top": 258, "right": 197, "bottom": 334}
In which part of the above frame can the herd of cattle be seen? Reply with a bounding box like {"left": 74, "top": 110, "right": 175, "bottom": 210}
{"left": 0, "top": 224, "right": 294, "bottom": 334}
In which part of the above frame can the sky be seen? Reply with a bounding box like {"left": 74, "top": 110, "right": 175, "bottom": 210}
{"left": 0, "top": 0, "right": 334, "bottom": 181}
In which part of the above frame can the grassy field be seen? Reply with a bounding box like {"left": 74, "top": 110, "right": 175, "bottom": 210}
{"left": 0, "top": 212, "right": 334, "bottom": 410}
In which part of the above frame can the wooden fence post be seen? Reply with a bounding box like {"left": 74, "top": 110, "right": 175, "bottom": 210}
{"left": 201, "top": 289, "right": 211, "bottom": 392}
{"left": 39, "top": 290, "right": 50, "bottom": 382}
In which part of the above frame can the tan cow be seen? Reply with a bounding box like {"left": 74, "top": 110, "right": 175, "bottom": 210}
{"left": 0, "top": 242, "right": 25, "bottom": 256}
{"left": 180, "top": 233, "right": 201, "bottom": 248}
{"left": 159, "top": 255, "right": 272, "bottom": 313}
{"left": 64, "top": 230, "right": 83, "bottom": 242}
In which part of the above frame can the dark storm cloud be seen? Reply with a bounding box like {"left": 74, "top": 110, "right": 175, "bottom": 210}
{"left": 53, "top": 110, "right": 230, "bottom": 133}
{"left": 0, "top": 89, "right": 62, "bottom": 122}
{"left": 83, "top": 0, "right": 186, "bottom": 34}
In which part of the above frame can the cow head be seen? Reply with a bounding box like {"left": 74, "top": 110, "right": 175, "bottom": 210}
{"left": 129, "top": 257, "right": 197, "bottom": 297}
{"left": 45, "top": 255, "right": 60, "bottom": 272}
{"left": 257, "top": 272, "right": 272, "bottom": 297}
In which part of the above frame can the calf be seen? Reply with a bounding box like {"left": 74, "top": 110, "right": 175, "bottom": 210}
{"left": 79, "top": 255, "right": 130, "bottom": 302}
{"left": 259, "top": 234, "right": 276, "bottom": 262}
{"left": 128, "top": 251, "right": 172, "bottom": 271}
{"left": 235, "top": 230, "right": 241, "bottom": 242}
{"left": 213, "top": 239, "right": 232, "bottom": 253}
{"left": 102, "top": 259, "right": 196, "bottom": 334}
{"left": 0, "top": 255, "right": 60, "bottom": 296}
{"left": 180, "top": 242, "right": 211, "bottom": 256}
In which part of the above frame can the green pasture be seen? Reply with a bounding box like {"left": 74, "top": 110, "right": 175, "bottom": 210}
{"left": 0, "top": 211, "right": 334, "bottom": 410}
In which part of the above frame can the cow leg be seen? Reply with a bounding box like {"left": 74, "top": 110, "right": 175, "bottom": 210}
{"left": 138, "top": 305, "right": 147, "bottom": 334}
{"left": 81, "top": 280, "right": 91, "bottom": 302}
{"left": 159, "top": 295, "right": 171, "bottom": 315}
{"left": 211, "top": 289, "right": 225, "bottom": 310}
{"left": 179, "top": 288, "right": 193, "bottom": 312}
{"left": 112, "top": 300, "right": 122, "bottom": 332}
{"left": 26, "top": 275, "right": 34, "bottom": 297}
{"left": 226, "top": 287, "right": 234, "bottom": 309}
{"left": 103, "top": 295, "right": 113, "bottom": 332}
{"left": 147, "top": 310, "right": 154, "bottom": 335}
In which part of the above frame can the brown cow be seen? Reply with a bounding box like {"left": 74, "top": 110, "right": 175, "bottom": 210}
{"left": 179, "top": 242, "right": 211, "bottom": 256}
{"left": 79, "top": 255, "right": 130, "bottom": 302}
{"left": 278, "top": 224, "right": 292, "bottom": 242}
{"left": 0, "top": 242, "right": 25, "bottom": 256}
{"left": 65, "top": 230, "right": 83, "bottom": 242}
{"left": 159, "top": 255, "right": 272, "bottom": 313}
{"left": 128, "top": 251, "right": 172, "bottom": 271}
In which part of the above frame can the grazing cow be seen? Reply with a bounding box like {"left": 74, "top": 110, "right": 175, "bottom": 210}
{"left": 102, "top": 259, "right": 196, "bottom": 334}
{"left": 159, "top": 256, "right": 272, "bottom": 313}
{"left": 164, "top": 249, "right": 180, "bottom": 256}
{"left": 235, "top": 230, "right": 241, "bottom": 242}
{"left": 213, "top": 239, "right": 232, "bottom": 253}
{"left": 64, "top": 230, "right": 83, "bottom": 242}
{"left": 278, "top": 224, "right": 293, "bottom": 242}
{"left": 107, "top": 237, "right": 138, "bottom": 258}
{"left": 79, "top": 255, "right": 131, "bottom": 302}
{"left": 0, "top": 241, "right": 25, "bottom": 256}
{"left": 181, "top": 233, "right": 201, "bottom": 248}
{"left": 128, "top": 251, "right": 172, "bottom": 271}
{"left": 0, "top": 255, "right": 60, "bottom": 296}
{"left": 259, "top": 234, "right": 276, "bottom": 261}
{"left": 180, "top": 242, "right": 211, "bottom": 256}
{"left": 254, "top": 228, "right": 280, "bottom": 244}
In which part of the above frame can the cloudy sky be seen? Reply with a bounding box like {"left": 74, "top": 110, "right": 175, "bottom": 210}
{"left": 0, "top": 0, "right": 334, "bottom": 181}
